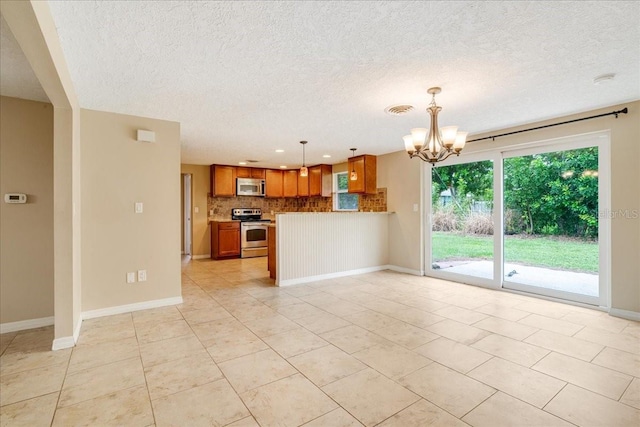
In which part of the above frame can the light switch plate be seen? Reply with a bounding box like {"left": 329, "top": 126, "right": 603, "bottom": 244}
{"left": 413, "top": 203, "right": 419, "bottom": 212}
{"left": 137, "top": 270, "right": 147, "bottom": 282}
{"left": 194, "top": 206, "right": 199, "bottom": 213}
{"left": 126, "top": 272, "right": 136, "bottom": 283}
{"left": 135, "top": 202, "right": 143, "bottom": 213}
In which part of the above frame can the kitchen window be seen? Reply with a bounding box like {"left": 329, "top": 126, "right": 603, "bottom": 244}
{"left": 333, "top": 172, "right": 359, "bottom": 211}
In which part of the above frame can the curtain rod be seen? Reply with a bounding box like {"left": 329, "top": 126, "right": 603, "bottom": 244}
{"left": 467, "top": 107, "right": 628, "bottom": 143}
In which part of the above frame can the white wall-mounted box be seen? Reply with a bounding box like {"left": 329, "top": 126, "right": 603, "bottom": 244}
{"left": 136, "top": 130, "right": 156, "bottom": 143}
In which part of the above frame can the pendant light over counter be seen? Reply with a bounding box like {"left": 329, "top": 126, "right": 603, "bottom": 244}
{"left": 299, "top": 140, "right": 308, "bottom": 177}
{"left": 349, "top": 148, "right": 358, "bottom": 181}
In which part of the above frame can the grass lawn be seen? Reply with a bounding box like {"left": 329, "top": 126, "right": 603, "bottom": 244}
{"left": 432, "top": 232, "right": 598, "bottom": 273}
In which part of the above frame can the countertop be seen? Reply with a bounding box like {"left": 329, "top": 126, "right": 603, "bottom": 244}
{"left": 208, "top": 218, "right": 240, "bottom": 223}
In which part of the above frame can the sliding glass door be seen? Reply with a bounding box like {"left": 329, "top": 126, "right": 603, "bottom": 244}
{"left": 426, "top": 132, "right": 609, "bottom": 307}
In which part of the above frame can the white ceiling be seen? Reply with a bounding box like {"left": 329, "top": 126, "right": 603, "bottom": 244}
{"left": 8, "top": 2, "right": 640, "bottom": 168}
{"left": 0, "top": 15, "right": 49, "bottom": 103}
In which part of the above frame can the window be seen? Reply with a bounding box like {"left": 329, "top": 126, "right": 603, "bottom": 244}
{"left": 333, "top": 172, "right": 359, "bottom": 211}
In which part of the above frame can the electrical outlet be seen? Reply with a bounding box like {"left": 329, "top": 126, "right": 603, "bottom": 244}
{"left": 413, "top": 203, "right": 419, "bottom": 212}
{"left": 126, "top": 272, "right": 136, "bottom": 283}
{"left": 137, "top": 270, "right": 147, "bottom": 282}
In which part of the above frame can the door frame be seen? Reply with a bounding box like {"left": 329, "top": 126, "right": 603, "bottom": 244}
{"left": 182, "top": 173, "right": 192, "bottom": 256}
{"left": 424, "top": 130, "right": 611, "bottom": 308}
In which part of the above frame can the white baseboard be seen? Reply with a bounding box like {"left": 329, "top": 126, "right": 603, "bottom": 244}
{"left": 386, "top": 265, "right": 424, "bottom": 276}
{"left": 81, "top": 296, "right": 184, "bottom": 320}
{"left": 0, "top": 316, "right": 54, "bottom": 334}
{"left": 277, "top": 265, "right": 389, "bottom": 287}
{"left": 52, "top": 336, "right": 75, "bottom": 351}
{"left": 191, "top": 254, "right": 211, "bottom": 260}
{"left": 609, "top": 308, "right": 640, "bottom": 321}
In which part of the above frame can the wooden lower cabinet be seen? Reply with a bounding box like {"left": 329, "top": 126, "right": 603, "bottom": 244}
{"left": 211, "top": 221, "right": 240, "bottom": 259}
{"left": 268, "top": 226, "right": 276, "bottom": 280}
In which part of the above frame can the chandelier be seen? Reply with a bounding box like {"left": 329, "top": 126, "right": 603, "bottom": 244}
{"left": 403, "top": 87, "right": 468, "bottom": 163}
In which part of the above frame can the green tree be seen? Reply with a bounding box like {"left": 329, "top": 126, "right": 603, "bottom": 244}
{"left": 432, "top": 161, "right": 494, "bottom": 213}
{"left": 504, "top": 147, "right": 598, "bottom": 238}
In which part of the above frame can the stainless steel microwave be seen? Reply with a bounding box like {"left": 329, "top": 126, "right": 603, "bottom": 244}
{"left": 236, "top": 178, "right": 265, "bottom": 196}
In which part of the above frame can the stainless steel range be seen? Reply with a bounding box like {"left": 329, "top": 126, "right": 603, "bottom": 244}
{"left": 232, "top": 208, "right": 271, "bottom": 258}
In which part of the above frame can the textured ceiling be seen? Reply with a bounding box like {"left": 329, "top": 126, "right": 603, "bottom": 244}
{"left": 0, "top": 15, "right": 49, "bottom": 103}
{"left": 28, "top": 2, "right": 640, "bottom": 167}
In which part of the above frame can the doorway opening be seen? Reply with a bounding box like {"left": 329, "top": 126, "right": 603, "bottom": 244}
{"left": 182, "top": 173, "right": 192, "bottom": 256}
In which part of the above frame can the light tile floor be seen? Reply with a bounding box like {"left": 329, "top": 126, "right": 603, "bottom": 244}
{"left": 1, "top": 256, "right": 639, "bottom": 426}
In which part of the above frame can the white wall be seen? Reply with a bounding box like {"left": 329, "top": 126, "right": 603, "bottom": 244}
{"left": 276, "top": 212, "right": 389, "bottom": 285}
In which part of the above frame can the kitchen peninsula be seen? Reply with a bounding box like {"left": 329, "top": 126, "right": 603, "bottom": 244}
{"left": 268, "top": 212, "right": 392, "bottom": 286}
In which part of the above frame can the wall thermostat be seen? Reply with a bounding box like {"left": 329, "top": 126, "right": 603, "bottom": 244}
{"left": 4, "top": 193, "right": 27, "bottom": 203}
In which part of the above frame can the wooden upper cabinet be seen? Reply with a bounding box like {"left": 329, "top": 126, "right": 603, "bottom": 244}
{"left": 309, "top": 164, "right": 332, "bottom": 197}
{"left": 210, "top": 165, "right": 236, "bottom": 197}
{"left": 236, "top": 167, "right": 251, "bottom": 178}
{"left": 265, "top": 169, "right": 283, "bottom": 198}
{"left": 236, "top": 167, "right": 265, "bottom": 179}
{"left": 348, "top": 155, "right": 377, "bottom": 194}
{"left": 297, "top": 171, "right": 309, "bottom": 197}
{"left": 283, "top": 170, "right": 298, "bottom": 198}
{"left": 251, "top": 168, "right": 266, "bottom": 179}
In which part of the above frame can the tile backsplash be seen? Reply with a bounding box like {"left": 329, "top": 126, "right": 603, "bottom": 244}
{"left": 208, "top": 188, "right": 387, "bottom": 218}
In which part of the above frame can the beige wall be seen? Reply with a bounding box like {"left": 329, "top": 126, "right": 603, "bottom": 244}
{"left": 81, "top": 109, "right": 181, "bottom": 311}
{"left": 0, "top": 96, "right": 54, "bottom": 324}
{"left": 377, "top": 150, "right": 423, "bottom": 273}
{"left": 2, "top": 0, "right": 82, "bottom": 346}
{"left": 180, "top": 164, "right": 211, "bottom": 257}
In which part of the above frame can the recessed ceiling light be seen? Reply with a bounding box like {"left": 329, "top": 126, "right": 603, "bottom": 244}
{"left": 593, "top": 73, "right": 615, "bottom": 85}
{"left": 385, "top": 104, "right": 414, "bottom": 116}
{"left": 323, "top": 154, "right": 331, "bottom": 158}
{"left": 238, "top": 162, "right": 247, "bottom": 165}
{"left": 275, "top": 149, "right": 284, "bottom": 153}
{"left": 280, "top": 165, "right": 287, "bottom": 169}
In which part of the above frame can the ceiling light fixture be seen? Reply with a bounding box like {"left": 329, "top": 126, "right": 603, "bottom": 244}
{"left": 299, "top": 141, "right": 308, "bottom": 177}
{"left": 403, "top": 87, "right": 467, "bottom": 164}
{"left": 323, "top": 154, "right": 331, "bottom": 158}
{"left": 238, "top": 161, "right": 247, "bottom": 165}
{"left": 275, "top": 149, "right": 284, "bottom": 153}
{"left": 349, "top": 148, "right": 358, "bottom": 181}
{"left": 280, "top": 165, "right": 287, "bottom": 169}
